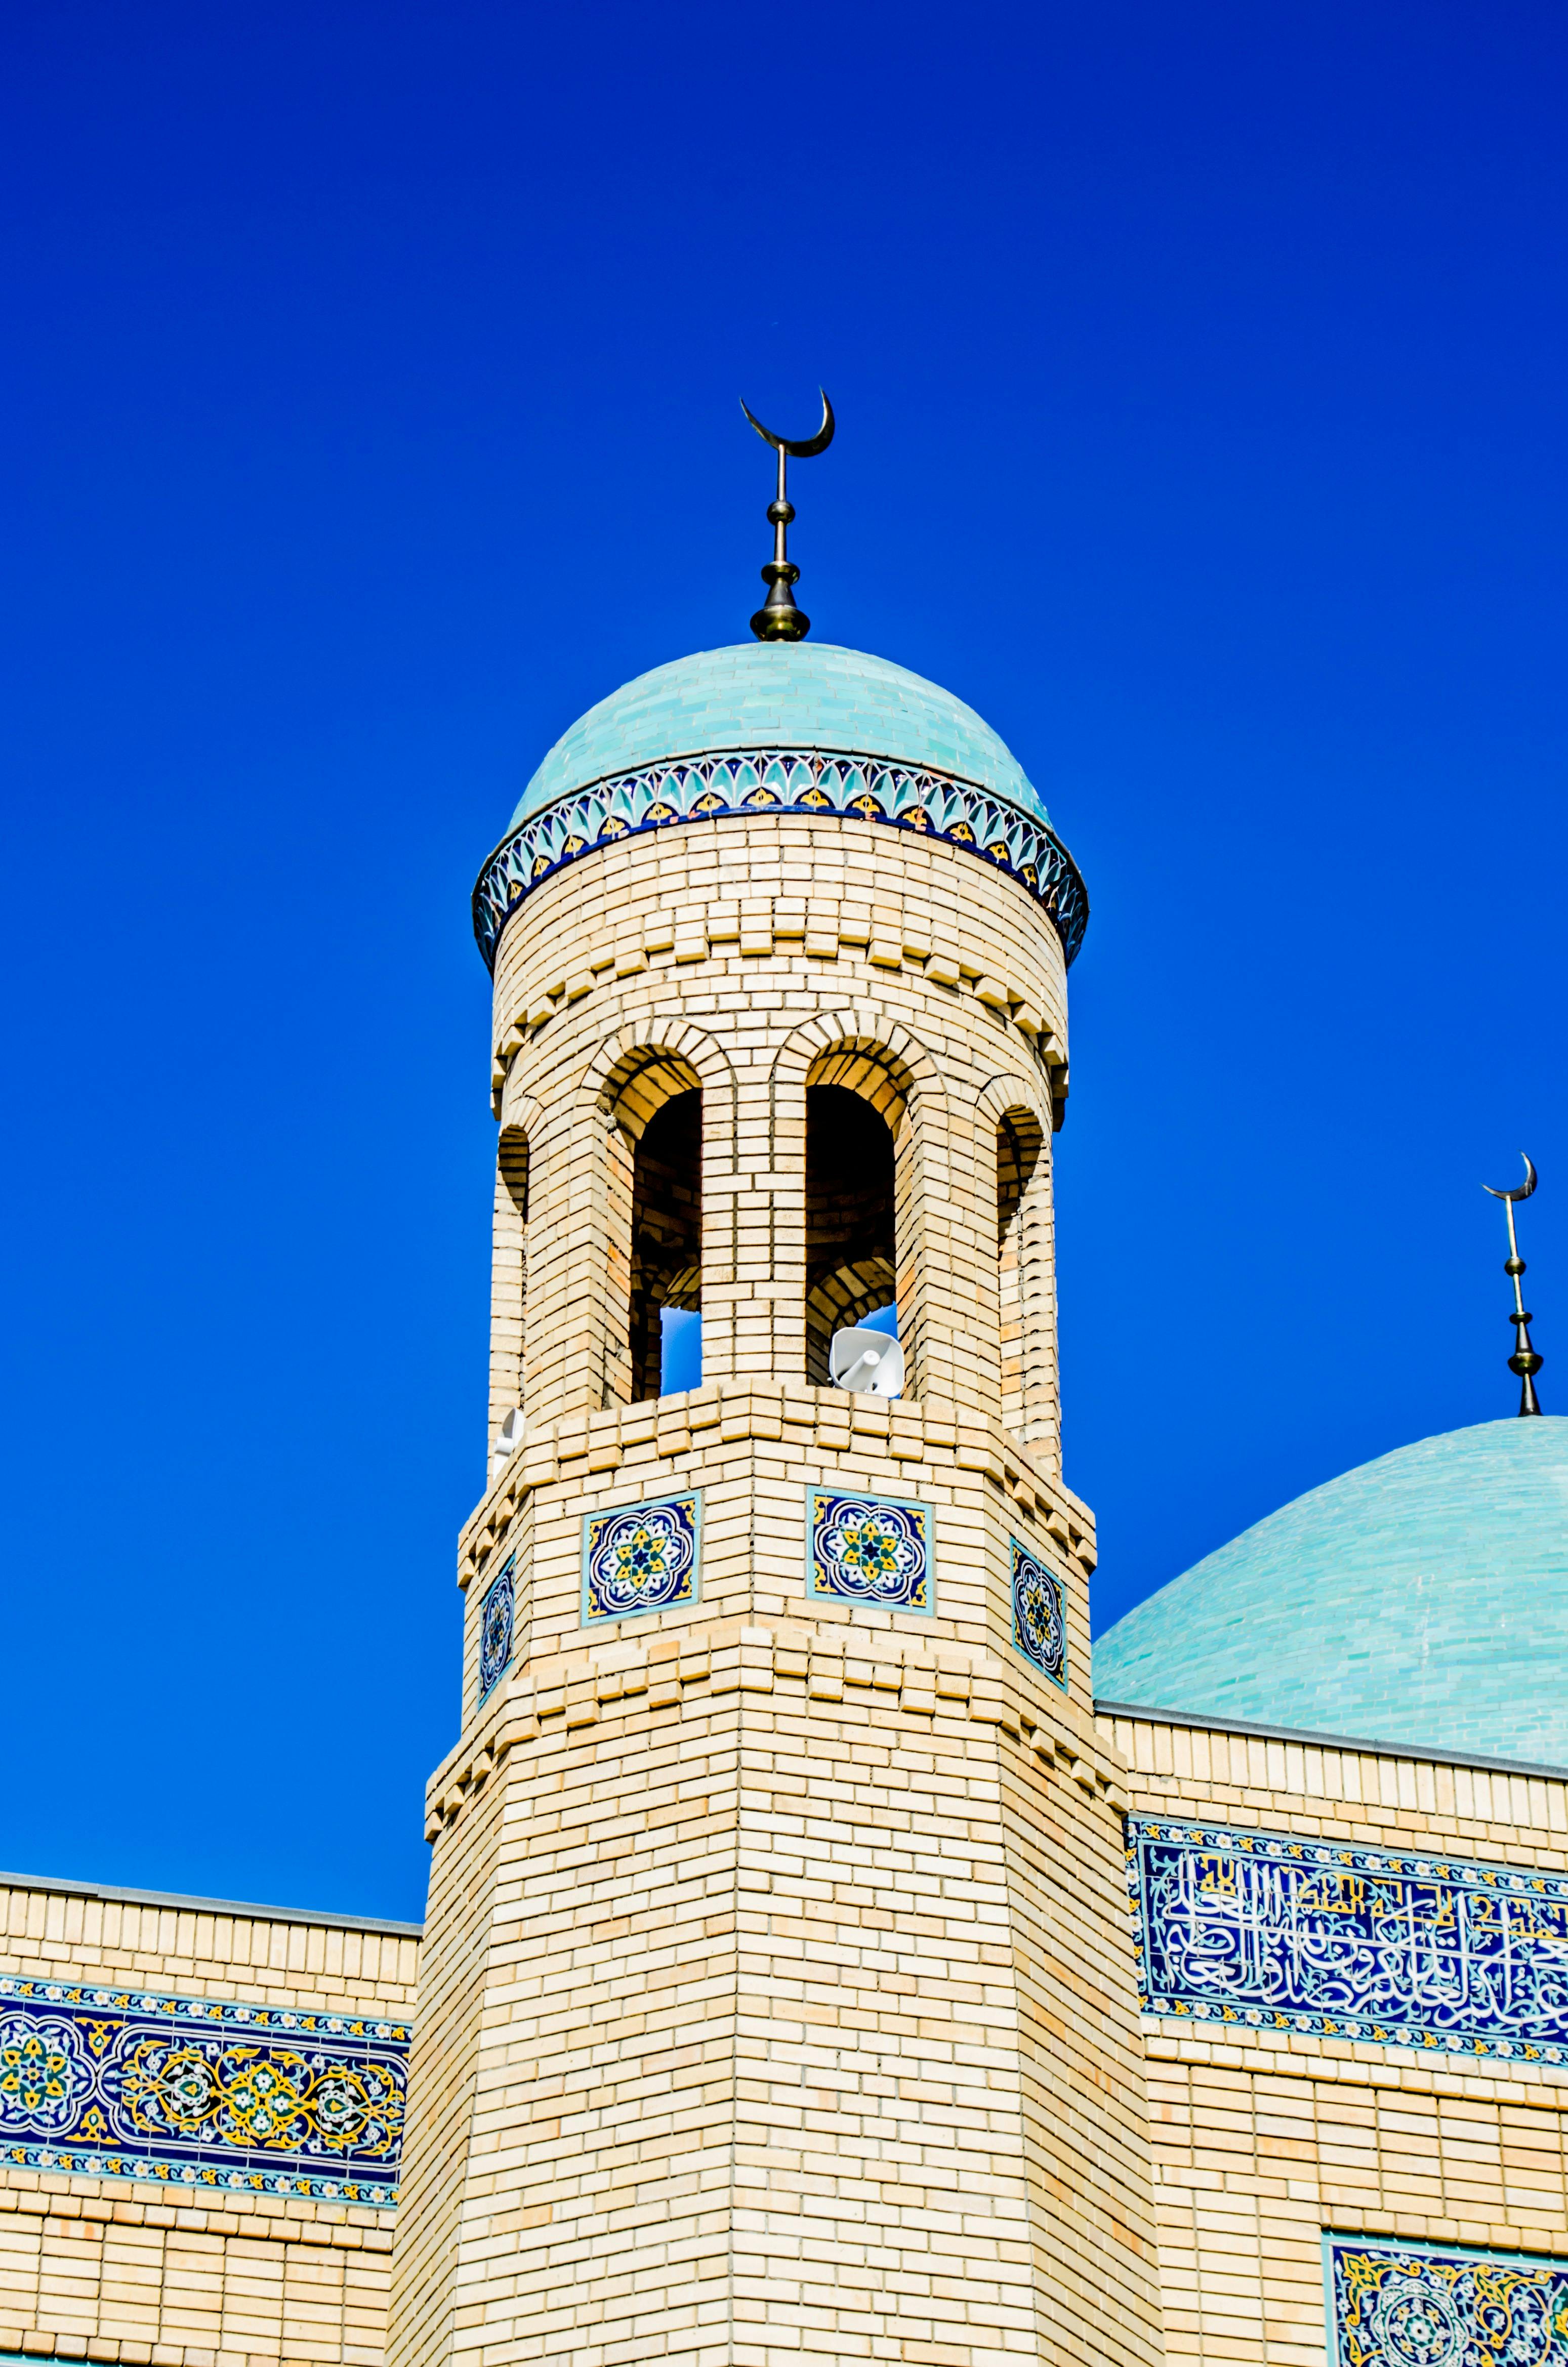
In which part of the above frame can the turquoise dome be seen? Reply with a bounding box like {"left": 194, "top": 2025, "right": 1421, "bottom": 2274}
{"left": 509, "top": 642, "right": 1049, "bottom": 830}
{"left": 1093, "top": 1418, "right": 1568, "bottom": 1766}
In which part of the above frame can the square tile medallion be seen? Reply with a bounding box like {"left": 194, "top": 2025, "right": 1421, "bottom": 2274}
{"left": 1010, "top": 1537, "right": 1067, "bottom": 1687}
{"left": 807, "top": 1489, "right": 933, "bottom": 1615}
{"left": 478, "top": 1555, "right": 515, "bottom": 1704}
{"left": 1325, "top": 2234, "right": 1568, "bottom": 2367}
{"left": 582, "top": 1492, "right": 700, "bottom": 1625}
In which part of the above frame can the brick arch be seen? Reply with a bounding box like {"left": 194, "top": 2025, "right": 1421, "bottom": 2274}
{"left": 488, "top": 1095, "right": 543, "bottom": 1445}
{"left": 977, "top": 1070, "right": 1056, "bottom": 1454}
{"left": 584, "top": 1021, "right": 735, "bottom": 1137}
{"left": 572, "top": 1023, "right": 737, "bottom": 1409}
{"left": 767, "top": 1010, "right": 945, "bottom": 1391}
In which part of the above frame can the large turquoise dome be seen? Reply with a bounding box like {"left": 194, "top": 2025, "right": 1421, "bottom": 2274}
{"left": 1093, "top": 1418, "right": 1568, "bottom": 1766}
{"left": 509, "top": 642, "right": 1049, "bottom": 829}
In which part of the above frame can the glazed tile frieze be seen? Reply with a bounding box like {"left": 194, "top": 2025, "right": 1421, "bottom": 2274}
{"left": 1326, "top": 2234, "right": 1568, "bottom": 2367}
{"left": 0, "top": 1971, "right": 408, "bottom": 2204}
{"left": 1128, "top": 1815, "right": 1568, "bottom": 2061}
{"left": 471, "top": 746, "right": 1089, "bottom": 971}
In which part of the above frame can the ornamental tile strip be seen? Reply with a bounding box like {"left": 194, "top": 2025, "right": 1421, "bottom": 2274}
{"left": 582, "top": 1492, "right": 700, "bottom": 1625}
{"left": 0, "top": 1973, "right": 408, "bottom": 2205}
{"left": 1010, "top": 1537, "right": 1066, "bottom": 1686}
{"left": 471, "top": 747, "right": 1089, "bottom": 972}
{"left": 1128, "top": 1814, "right": 1568, "bottom": 2062}
{"left": 807, "top": 1489, "right": 933, "bottom": 1616}
{"left": 1325, "top": 2234, "right": 1568, "bottom": 2367}
{"left": 478, "top": 1554, "right": 515, "bottom": 1703}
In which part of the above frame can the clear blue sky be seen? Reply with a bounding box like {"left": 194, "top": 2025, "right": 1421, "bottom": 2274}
{"left": 3, "top": 1, "right": 1564, "bottom": 1921}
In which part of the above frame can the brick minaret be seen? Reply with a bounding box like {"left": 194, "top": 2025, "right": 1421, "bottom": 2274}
{"left": 386, "top": 641, "right": 1164, "bottom": 2367}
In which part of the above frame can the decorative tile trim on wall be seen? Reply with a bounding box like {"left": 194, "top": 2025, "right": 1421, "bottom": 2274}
{"left": 582, "top": 1491, "right": 700, "bottom": 1624}
{"left": 0, "top": 1973, "right": 408, "bottom": 2205}
{"left": 478, "top": 1554, "right": 515, "bottom": 1703}
{"left": 471, "top": 747, "right": 1090, "bottom": 974}
{"left": 1010, "top": 1536, "right": 1066, "bottom": 1686}
{"left": 807, "top": 1488, "right": 934, "bottom": 1615}
{"left": 1128, "top": 1815, "right": 1568, "bottom": 2061}
{"left": 1325, "top": 2234, "right": 1568, "bottom": 2367}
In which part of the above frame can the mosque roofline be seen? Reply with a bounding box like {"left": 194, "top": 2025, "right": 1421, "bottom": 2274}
{"left": 0, "top": 1865, "right": 423, "bottom": 1938}
{"left": 1093, "top": 1698, "right": 1568, "bottom": 1787}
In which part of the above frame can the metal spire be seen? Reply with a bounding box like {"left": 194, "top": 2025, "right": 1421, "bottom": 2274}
{"left": 739, "top": 390, "right": 835, "bottom": 642}
{"left": 1482, "top": 1153, "right": 1544, "bottom": 1415}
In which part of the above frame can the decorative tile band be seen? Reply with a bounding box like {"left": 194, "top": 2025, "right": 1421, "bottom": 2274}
{"left": 807, "top": 1489, "right": 933, "bottom": 1615}
{"left": 582, "top": 1492, "right": 700, "bottom": 1624}
{"left": 1010, "top": 1537, "right": 1066, "bottom": 1686}
{"left": 471, "top": 746, "right": 1089, "bottom": 973}
{"left": 1326, "top": 2234, "right": 1568, "bottom": 2367}
{"left": 0, "top": 1973, "right": 408, "bottom": 2205}
{"left": 1128, "top": 1815, "right": 1568, "bottom": 2060}
{"left": 478, "top": 1555, "right": 515, "bottom": 1703}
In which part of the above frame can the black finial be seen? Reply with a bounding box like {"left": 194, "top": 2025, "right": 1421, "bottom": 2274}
{"left": 739, "top": 390, "right": 835, "bottom": 641}
{"left": 1483, "top": 1153, "right": 1544, "bottom": 1415}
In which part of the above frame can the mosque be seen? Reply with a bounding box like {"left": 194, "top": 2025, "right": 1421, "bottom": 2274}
{"left": 3, "top": 410, "right": 1566, "bottom": 2367}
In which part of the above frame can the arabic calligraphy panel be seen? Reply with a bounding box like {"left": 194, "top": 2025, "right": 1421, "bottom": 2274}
{"left": 1129, "top": 1815, "right": 1568, "bottom": 2061}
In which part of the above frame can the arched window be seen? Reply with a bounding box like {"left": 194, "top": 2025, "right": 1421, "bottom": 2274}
{"left": 629, "top": 1089, "right": 703, "bottom": 1401}
{"left": 804, "top": 1056, "right": 908, "bottom": 1386}
{"left": 601, "top": 1052, "right": 704, "bottom": 1406}
{"left": 996, "top": 1106, "right": 1047, "bottom": 1438}
{"left": 489, "top": 1125, "right": 528, "bottom": 1445}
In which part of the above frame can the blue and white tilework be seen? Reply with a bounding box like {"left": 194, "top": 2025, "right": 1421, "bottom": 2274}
{"left": 1010, "top": 1537, "right": 1067, "bottom": 1687}
{"left": 582, "top": 1492, "right": 700, "bottom": 1625}
{"left": 1128, "top": 1815, "right": 1568, "bottom": 2062}
{"left": 478, "top": 1555, "right": 515, "bottom": 1704}
{"left": 475, "top": 745, "right": 1086, "bottom": 974}
{"left": 1325, "top": 2234, "right": 1568, "bottom": 2367}
{"left": 0, "top": 1972, "right": 407, "bottom": 2205}
{"left": 807, "top": 1489, "right": 933, "bottom": 1615}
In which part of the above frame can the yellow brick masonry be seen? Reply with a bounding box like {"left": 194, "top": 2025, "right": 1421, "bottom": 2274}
{"left": 485, "top": 819, "right": 1068, "bottom": 1457}
{"left": 0, "top": 1881, "right": 418, "bottom": 2367}
{"left": 386, "top": 815, "right": 1167, "bottom": 2367}
{"left": 1099, "top": 1713, "right": 1568, "bottom": 2367}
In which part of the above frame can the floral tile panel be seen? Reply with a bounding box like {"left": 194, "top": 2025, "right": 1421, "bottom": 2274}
{"left": 0, "top": 1973, "right": 407, "bottom": 2205}
{"left": 1010, "top": 1537, "right": 1067, "bottom": 1687}
{"left": 1326, "top": 2234, "right": 1568, "bottom": 2367}
{"left": 807, "top": 1489, "right": 933, "bottom": 1615}
{"left": 582, "top": 1492, "right": 700, "bottom": 1625}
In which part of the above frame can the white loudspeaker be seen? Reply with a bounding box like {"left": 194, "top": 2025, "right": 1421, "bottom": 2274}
{"left": 828, "top": 1324, "right": 905, "bottom": 1399}
{"left": 492, "top": 1407, "right": 526, "bottom": 1467}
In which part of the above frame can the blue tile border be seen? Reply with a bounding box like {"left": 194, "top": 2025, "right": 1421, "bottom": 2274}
{"left": 0, "top": 1972, "right": 408, "bottom": 2205}
{"left": 1128, "top": 1814, "right": 1568, "bottom": 2061}
{"left": 806, "top": 1488, "right": 934, "bottom": 1615}
{"left": 582, "top": 1492, "right": 701, "bottom": 1625}
{"left": 477, "top": 1555, "right": 515, "bottom": 1704}
{"left": 472, "top": 747, "right": 1088, "bottom": 973}
{"left": 1324, "top": 2232, "right": 1568, "bottom": 2367}
{"left": 1010, "top": 1537, "right": 1067, "bottom": 1687}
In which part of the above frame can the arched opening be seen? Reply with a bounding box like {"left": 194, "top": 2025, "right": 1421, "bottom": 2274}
{"left": 805, "top": 1082, "right": 897, "bottom": 1386}
{"left": 997, "top": 1106, "right": 1046, "bottom": 1436}
{"left": 489, "top": 1125, "right": 529, "bottom": 1446}
{"left": 629, "top": 1088, "right": 703, "bottom": 1400}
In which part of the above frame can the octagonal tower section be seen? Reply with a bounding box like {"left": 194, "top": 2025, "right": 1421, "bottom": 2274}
{"left": 388, "top": 643, "right": 1163, "bottom": 2367}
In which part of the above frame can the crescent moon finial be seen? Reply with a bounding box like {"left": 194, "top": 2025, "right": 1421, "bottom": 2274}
{"left": 1482, "top": 1151, "right": 1538, "bottom": 1203}
{"left": 738, "top": 390, "right": 836, "bottom": 640}
{"left": 1482, "top": 1153, "right": 1544, "bottom": 1415}
{"left": 739, "top": 390, "right": 836, "bottom": 460}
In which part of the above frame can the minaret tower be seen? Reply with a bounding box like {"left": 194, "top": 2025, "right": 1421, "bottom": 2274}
{"left": 388, "top": 424, "right": 1163, "bottom": 2367}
